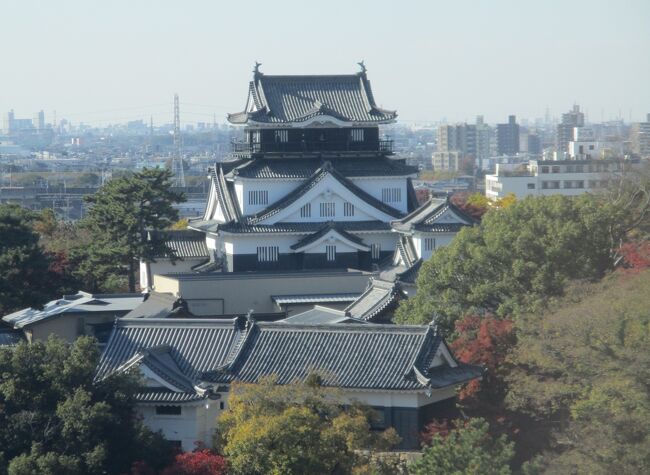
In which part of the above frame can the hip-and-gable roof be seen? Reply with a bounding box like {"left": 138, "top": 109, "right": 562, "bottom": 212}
{"left": 228, "top": 69, "right": 397, "bottom": 125}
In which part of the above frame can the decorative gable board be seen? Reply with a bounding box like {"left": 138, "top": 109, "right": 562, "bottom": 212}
{"left": 292, "top": 228, "right": 370, "bottom": 254}
{"left": 260, "top": 173, "right": 397, "bottom": 225}
{"left": 430, "top": 208, "right": 473, "bottom": 225}
{"left": 141, "top": 365, "right": 182, "bottom": 391}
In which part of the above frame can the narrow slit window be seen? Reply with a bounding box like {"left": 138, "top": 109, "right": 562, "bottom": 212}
{"left": 343, "top": 202, "right": 354, "bottom": 217}
{"left": 326, "top": 245, "right": 336, "bottom": 262}
{"left": 424, "top": 238, "right": 436, "bottom": 251}
{"left": 381, "top": 188, "right": 401, "bottom": 203}
{"left": 320, "top": 202, "right": 335, "bottom": 218}
{"left": 248, "top": 190, "right": 268, "bottom": 205}
{"left": 300, "top": 203, "right": 311, "bottom": 218}
{"left": 257, "top": 246, "right": 279, "bottom": 262}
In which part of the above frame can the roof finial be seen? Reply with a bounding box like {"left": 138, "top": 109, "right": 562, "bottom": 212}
{"left": 253, "top": 61, "right": 262, "bottom": 75}
{"left": 357, "top": 60, "right": 367, "bottom": 74}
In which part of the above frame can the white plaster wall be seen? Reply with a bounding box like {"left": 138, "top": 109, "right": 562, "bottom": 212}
{"left": 139, "top": 405, "right": 201, "bottom": 452}
{"left": 281, "top": 194, "right": 377, "bottom": 222}
{"left": 236, "top": 179, "right": 302, "bottom": 216}
{"left": 206, "top": 235, "right": 219, "bottom": 251}
{"left": 224, "top": 232, "right": 397, "bottom": 255}
{"left": 262, "top": 174, "right": 397, "bottom": 224}
{"left": 227, "top": 234, "right": 298, "bottom": 254}
{"left": 137, "top": 386, "right": 454, "bottom": 452}
{"left": 350, "top": 177, "right": 409, "bottom": 213}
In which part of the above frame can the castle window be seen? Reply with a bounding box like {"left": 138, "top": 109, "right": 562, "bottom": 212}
{"left": 274, "top": 130, "right": 289, "bottom": 143}
{"left": 300, "top": 203, "right": 311, "bottom": 218}
{"left": 326, "top": 245, "right": 336, "bottom": 262}
{"left": 350, "top": 128, "right": 364, "bottom": 142}
{"left": 248, "top": 190, "right": 268, "bottom": 205}
{"left": 257, "top": 246, "right": 279, "bottom": 263}
{"left": 424, "top": 238, "right": 436, "bottom": 251}
{"left": 344, "top": 202, "right": 355, "bottom": 217}
{"left": 381, "top": 188, "right": 401, "bottom": 203}
{"left": 320, "top": 202, "right": 335, "bottom": 218}
{"left": 371, "top": 243, "right": 381, "bottom": 260}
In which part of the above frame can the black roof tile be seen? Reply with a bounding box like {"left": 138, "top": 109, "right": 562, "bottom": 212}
{"left": 227, "top": 157, "right": 418, "bottom": 179}
{"left": 96, "top": 318, "right": 482, "bottom": 392}
{"left": 228, "top": 70, "right": 397, "bottom": 125}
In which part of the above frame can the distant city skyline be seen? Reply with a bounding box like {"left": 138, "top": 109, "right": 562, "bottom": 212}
{"left": 2, "top": 0, "right": 649, "bottom": 126}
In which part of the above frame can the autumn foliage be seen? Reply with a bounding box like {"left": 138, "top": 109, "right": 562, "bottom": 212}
{"left": 451, "top": 315, "right": 515, "bottom": 406}
{"left": 618, "top": 240, "right": 650, "bottom": 273}
{"left": 160, "top": 449, "right": 227, "bottom": 475}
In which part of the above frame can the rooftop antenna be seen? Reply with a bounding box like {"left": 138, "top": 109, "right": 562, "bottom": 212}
{"left": 172, "top": 93, "right": 185, "bottom": 187}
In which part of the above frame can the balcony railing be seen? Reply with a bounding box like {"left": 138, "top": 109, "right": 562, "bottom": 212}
{"left": 231, "top": 140, "right": 393, "bottom": 155}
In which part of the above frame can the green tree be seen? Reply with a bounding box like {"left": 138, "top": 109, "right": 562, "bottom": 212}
{"left": 215, "top": 375, "right": 400, "bottom": 475}
{"left": 81, "top": 167, "right": 185, "bottom": 292}
{"left": 505, "top": 270, "right": 650, "bottom": 474}
{"left": 0, "top": 336, "right": 171, "bottom": 475}
{"left": 396, "top": 194, "right": 626, "bottom": 331}
{"left": 409, "top": 418, "right": 514, "bottom": 475}
{"left": 0, "top": 204, "right": 57, "bottom": 315}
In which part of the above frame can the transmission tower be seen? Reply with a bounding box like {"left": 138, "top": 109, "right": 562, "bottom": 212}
{"left": 172, "top": 93, "right": 185, "bottom": 187}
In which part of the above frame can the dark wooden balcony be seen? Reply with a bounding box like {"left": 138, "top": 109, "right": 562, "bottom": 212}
{"left": 231, "top": 139, "right": 393, "bottom": 158}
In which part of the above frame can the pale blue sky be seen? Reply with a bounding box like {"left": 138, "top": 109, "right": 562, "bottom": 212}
{"left": 2, "top": 0, "right": 649, "bottom": 126}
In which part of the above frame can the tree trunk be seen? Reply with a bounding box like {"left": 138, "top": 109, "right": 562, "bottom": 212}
{"left": 128, "top": 259, "right": 136, "bottom": 293}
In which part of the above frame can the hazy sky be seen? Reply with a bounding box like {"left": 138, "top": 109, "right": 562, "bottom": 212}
{"left": 2, "top": 0, "right": 649, "bottom": 126}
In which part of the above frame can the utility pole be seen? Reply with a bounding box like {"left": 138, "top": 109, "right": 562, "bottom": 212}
{"left": 172, "top": 93, "right": 185, "bottom": 187}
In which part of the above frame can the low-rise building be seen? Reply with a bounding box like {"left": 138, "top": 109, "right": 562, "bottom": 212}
{"left": 2, "top": 291, "right": 143, "bottom": 344}
{"left": 95, "top": 316, "right": 482, "bottom": 450}
{"left": 485, "top": 158, "right": 638, "bottom": 200}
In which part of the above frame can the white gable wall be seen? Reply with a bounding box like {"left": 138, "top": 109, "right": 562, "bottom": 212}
{"left": 412, "top": 232, "right": 457, "bottom": 261}
{"left": 262, "top": 174, "right": 397, "bottom": 224}
{"left": 235, "top": 179, "right": 302, "bottom": 216}
{"left": 350, "top": 177, "right": 409, "bottom": 214}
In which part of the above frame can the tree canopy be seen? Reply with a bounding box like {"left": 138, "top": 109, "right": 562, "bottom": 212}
{"left": 215, "top": 375, "right": 400, "bottom": 475}
{"left": 81, "top": 167, "right": 185, "bottom": 292}
{"left": 505, "top": 270, "right": 650, "bottom": 474}
{"left": 0, "top": 205, "right": 61, "bottom": 315}
{"left": 395, "top": 194, "right": 627, "bottom": 331}
{"left": 408, "top": 418, "right": 514, "bottom": 475}
{"left": 0, "top": 336, "right": 171, "bottom": 475}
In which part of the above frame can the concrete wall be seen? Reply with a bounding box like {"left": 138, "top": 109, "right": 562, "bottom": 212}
{"left": 152, "top": 270, "right": 373, "bottom": 315}
{"left": 26, "top": 311, "right": 124, "bottom": 343}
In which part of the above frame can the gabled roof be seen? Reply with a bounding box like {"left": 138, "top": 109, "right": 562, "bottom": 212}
{"left": 97, "top": 318, "right": 482, "bottom": 394}
{"left": 344, "top": 278, "right": 405, "bottom": 322}
{"left": 396, "top": 235, "right": 420, "bottom": 268}
{"left": 227, "top": 68, "right": 397, "bottom": 125}
{"left": 227, "top": 157, "right": 418, "bottom": 180}
{"left": 96, "top": 319, "right": 243, "bottom": 383}
{"left": 205, "top": 164, "right": 242, "bottom": 223}
{"left": 392, "top": 197, "right": 478, "bottom": 233}
{"left": 2, "top": 292, "right": 143, "bottom": 329}
{"left": 148, "top": 230, "right": 209, "bottom": 258}
{"left": 245, "top": 163, "right": 403, "bottom": 224}
{"left": 290, "top": 222, "right": 370, "bottom": 252}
